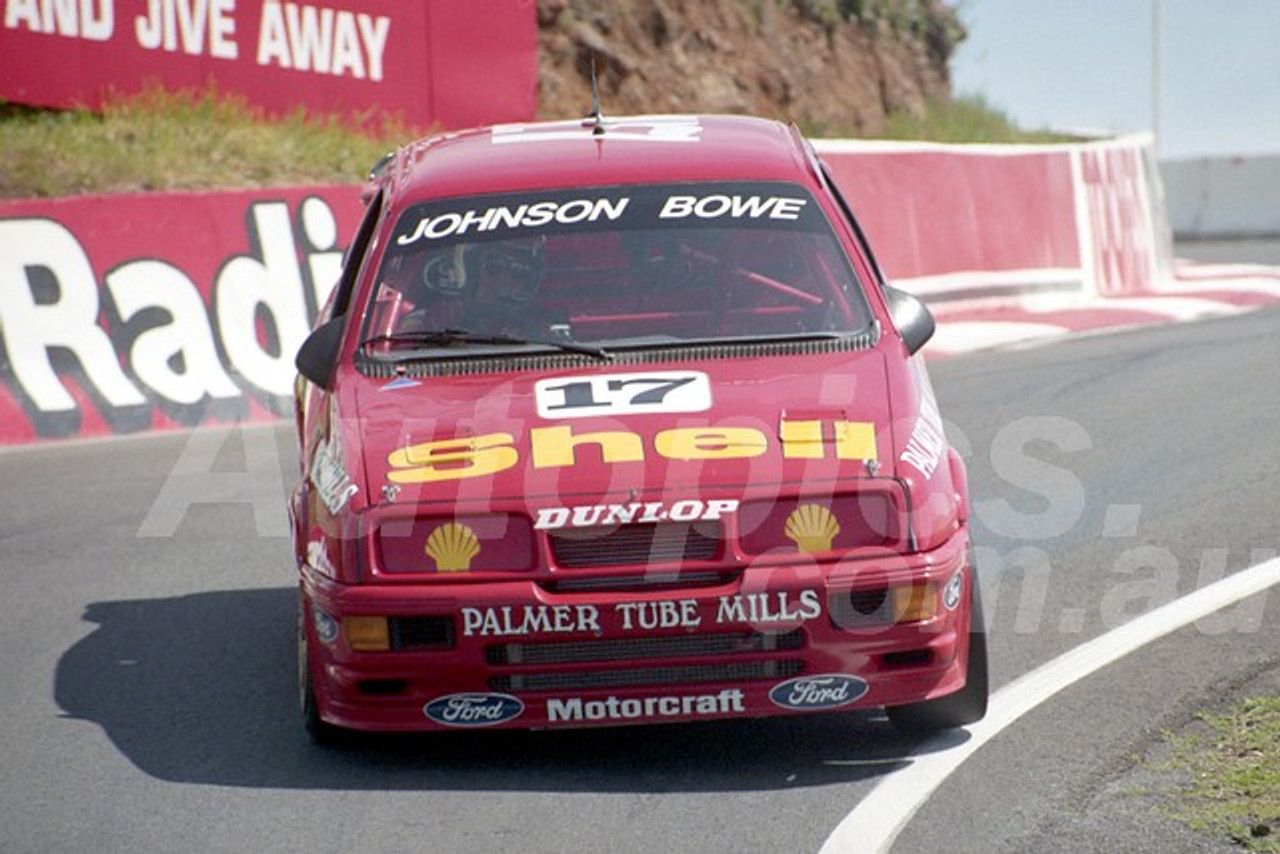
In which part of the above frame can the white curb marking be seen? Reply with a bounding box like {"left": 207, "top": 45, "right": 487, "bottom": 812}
{"left": 819, "top": 556, "right": 1280, "bottom": 854}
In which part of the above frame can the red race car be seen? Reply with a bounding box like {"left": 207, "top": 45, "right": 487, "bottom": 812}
{"left": 290, "top": 114, "right": 987, "bottom": 742}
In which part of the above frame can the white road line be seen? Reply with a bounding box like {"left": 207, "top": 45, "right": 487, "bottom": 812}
{"left": 819, "top": 556, "right": 1280, "bottom": 854}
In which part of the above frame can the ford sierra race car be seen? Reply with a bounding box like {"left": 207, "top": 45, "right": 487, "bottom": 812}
{"left": 290, "top": 113, "right": 987, "bottom": 742}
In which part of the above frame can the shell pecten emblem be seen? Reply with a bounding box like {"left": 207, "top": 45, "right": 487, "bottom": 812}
{"left": 425, "top": 522, "right": 481, "bottom": 572}
{"left": 784, "top": 504, "right": 840, "bottom": 553}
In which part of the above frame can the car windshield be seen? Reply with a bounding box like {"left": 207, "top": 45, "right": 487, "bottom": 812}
{"left": 360, "top": 181, "right": 873, "bottom": 355}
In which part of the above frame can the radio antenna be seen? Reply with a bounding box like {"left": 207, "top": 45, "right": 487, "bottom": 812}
{"left": 585, "top": 55, "right": 606, "bottom": 135}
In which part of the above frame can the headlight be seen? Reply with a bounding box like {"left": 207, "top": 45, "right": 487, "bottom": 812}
{"left": 830, "top": 581, "right": 938, "bottom": 630}
{"left": 737, "top": 492, "right": 904, "bottom": 556}
{"left": 376, "top": 513, "right": 534, "bottom": 574}
{"left": 311, "top": 606, "right": 340, "bottom": 644}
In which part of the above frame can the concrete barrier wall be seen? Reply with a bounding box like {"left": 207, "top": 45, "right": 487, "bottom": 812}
{"left": 817, "top": 140, "right": 1081, "bottom": 299}
{"left": 815, "top": 134, "right": 1174, "bottom": 299}
{"left": 0, "top": 134, "right": 1173, "bottom": 445}
{"left": 1161, "top": 155, "right": 1280, "bottom": 239}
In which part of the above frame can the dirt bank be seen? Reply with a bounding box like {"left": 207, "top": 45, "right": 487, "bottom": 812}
{"left": 537, "top": 0, "right": 964, "bottom": 135}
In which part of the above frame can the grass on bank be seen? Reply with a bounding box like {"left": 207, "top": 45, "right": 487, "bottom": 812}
{"left": 2, "top": 87, "right": 1077, "bottom": 200}
{"left": 1160, "top": 695, "right": 1280, "bottom": 852}
{"left": 883, "top": 93, "right": 1079, "bottom": 145}
{"left": 0, "top": 87, "right": 413, "bottom": 199}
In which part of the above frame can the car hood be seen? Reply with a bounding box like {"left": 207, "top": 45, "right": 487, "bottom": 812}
{"left": 353, "top": 350, "right": 897, "bottom": 510}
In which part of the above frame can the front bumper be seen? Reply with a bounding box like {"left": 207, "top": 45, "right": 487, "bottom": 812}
{"left": 300, "top": 527, "right": 976, "bottom": 732}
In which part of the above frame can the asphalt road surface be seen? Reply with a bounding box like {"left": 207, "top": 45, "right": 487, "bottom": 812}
{"left": 3, "top": 244, "right": 1277, "bottom": 854}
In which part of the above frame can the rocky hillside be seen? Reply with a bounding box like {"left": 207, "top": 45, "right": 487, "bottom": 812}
{"left": 536, "top": 0, "right": 964, "bottom": 136}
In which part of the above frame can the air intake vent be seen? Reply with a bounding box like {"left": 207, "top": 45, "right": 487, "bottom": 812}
{"left": 549, "top": 522, "right": 719, "bottom": 569}
{"left": 490, "top": 660, "right": 804, "bottom": 692}
{"left": 357, "top": 330, "right": 880, "bottom": 378}
{"left": 487, "top": 630, "right": 804, "bottom": 666}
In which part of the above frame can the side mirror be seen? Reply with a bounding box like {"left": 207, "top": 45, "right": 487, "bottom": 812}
{"left": 295, "top": 316, "right": 346, "bottom": 389}
{"left": 883, "top": 286, "right": 936, "bottom": 356}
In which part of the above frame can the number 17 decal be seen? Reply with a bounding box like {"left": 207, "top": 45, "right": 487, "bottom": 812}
{"left": 535, "top": 371, "right": 712, "bottom": 419}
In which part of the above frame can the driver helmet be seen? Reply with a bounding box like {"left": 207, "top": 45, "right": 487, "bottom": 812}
{"left": 420, "top": 238, "right": 545, "bottom": 303}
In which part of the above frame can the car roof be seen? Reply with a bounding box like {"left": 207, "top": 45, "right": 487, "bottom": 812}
{"left": 377, "top": 114, "right": 825, "bottom": 204}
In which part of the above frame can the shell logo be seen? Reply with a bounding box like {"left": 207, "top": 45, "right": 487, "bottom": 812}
{"left": 425, "top": 522, "right": 481, "bottom": 572}
{"left": 784, "top": 504, "right": 840, "bottom": 553}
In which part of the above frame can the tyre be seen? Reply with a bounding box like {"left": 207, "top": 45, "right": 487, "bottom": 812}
{"left": 886, "top": 570, "right": 989, "bottom": 732}
{"left": 298, "top": 594, "right": 347, "bottom": 746}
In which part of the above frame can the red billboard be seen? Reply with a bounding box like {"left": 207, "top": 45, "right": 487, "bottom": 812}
{"left": 0, "top": 0, "right": 537, "bottom": 131}
{"left": 0, "top": 185, "right": 366, "bottom": 443}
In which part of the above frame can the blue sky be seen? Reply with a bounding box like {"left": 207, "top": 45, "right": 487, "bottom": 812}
{"left": 950, "top": 0, "right": 1280, "bottom": 159}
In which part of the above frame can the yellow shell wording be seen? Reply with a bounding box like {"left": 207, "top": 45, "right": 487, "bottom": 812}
{"left": 425, "top": 522, "right": 481, "bottom": 572}
{"left": 784, "top": 504, "right": 840, "bottom": 553}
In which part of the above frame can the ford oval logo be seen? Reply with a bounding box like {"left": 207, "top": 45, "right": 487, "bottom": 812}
{"left": 769, "top": 674, "right": 868, "bottom": 710}
{"left": 424, "top": 693, "right": 524, "bottom": 727}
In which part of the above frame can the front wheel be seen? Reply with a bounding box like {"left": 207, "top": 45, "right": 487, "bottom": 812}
{"left": 299, "top": 594, "right": 347, "bottom": 746}
{"left": 886, "top": 572, "right": 989, "bottom": 732}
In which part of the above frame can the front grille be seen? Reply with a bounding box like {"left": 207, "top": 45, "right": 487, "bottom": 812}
{"left": 490, "top": 659, "right": 804, "bottom": 692}
{"left": 487, "top": 630, "right": 804, "bottom": 666}
{"left": 549, "top": 521, "right": 720, "bottom": 569}
{"left": 390, "top": 616, "right": 455, "bottom": 651}
{"left": 540, "top": 570, "right": 738, "bottom": 593}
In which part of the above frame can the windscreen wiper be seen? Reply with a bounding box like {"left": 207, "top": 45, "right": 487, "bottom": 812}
{"left": 360, "top": 328, "right": 613, "bottom": 361}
